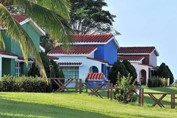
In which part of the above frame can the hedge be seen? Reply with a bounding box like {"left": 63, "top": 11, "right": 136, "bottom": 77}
{"left": 0, "top": 76, "right": 52, "bottom": 92}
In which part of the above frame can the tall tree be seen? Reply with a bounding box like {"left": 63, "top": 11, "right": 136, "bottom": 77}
{"left": 0, "top": 0, "right": 71, "bottom": 78}
{"left": 157, "top": 63, "right": 170, "bottom": 78}
{"left": 70, "top": 0, "right": 118, "bottom": 34}
{"left": 166, "top": 65, "right": 174, "bottom": 84}
{"left": 108, "top": 60, "right": 129, "bottom": 85}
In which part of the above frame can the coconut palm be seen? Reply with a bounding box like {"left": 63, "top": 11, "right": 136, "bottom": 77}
{"left": 0, "top": 0, "right": 71, "bottom": 78}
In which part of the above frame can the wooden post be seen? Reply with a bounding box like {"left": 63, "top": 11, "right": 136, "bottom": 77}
{"left": 79, "top": 79, "right": 82, "bottom": 94}
{"left": 107, "top": 83, "right": 110, "bottom": 99}
{"left": 110, "top": 83, "right": 113, "bottom": 100}
{"left": 75, "top": 79, "right": 78, "bottom": 93}
{"left": 171, "top": 93, "right": 175, "bottom": 109}
{"left": 139, "top": 88, "right": 144, "bottom": 106}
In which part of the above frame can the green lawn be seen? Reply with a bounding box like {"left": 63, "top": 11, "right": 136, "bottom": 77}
{"left": 0, "top": 87, "right": 177, "bottom": 118}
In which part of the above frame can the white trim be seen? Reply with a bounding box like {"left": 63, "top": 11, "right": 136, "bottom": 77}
{"left": 118, "top": 53, "right": 151, "bottom": 55}
{"left": 19, "top": 18, "right": 46, "bottom": 36}
{"left": 0, "top": 55, "right": 18, "bottom": 59}
{"left": 47, "top": 47, "right": 97, "bottom": 57}
{"left": 119, "top": 57, "right": 144, "bottom": 63}
{"left": 59, "top": 64, "right": 82, "bottom": 67}
{"left": 19, "top": 18, "right": 31, "bottom": 25}
{"left": 40, "top": 45, "right": 45, "bottom": 52}
{"left": 150, "top": 49, "right": 159, "bottom": 56}
{"left": 31, "top": 20, "right": 46, "bottom": 36}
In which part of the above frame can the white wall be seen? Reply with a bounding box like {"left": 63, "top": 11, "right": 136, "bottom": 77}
{"left": 131, "top": 62, "right": 150, "bottom": 85}
{"left": 149, "top": 52, "right": 157, "bottom": 67}
{"left": 56, "top": 56, "right": 102, "bottom": 82}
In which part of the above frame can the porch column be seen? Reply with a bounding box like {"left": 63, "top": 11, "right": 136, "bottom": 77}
{"left": 0, "top": 57, "right": 2, "bottom": 78}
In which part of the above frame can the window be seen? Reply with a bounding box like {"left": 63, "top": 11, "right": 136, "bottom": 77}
{"left": 61, "top": 66, "right": 79, "bottom": 78}
{"left": 15, "top": 62, "right": 21, "bottom": 76}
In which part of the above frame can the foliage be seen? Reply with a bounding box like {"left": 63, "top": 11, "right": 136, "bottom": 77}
{"left": 0, "top": 0, "right": 71, "bottom": 78}
{"left": 108, "top": 60, "right": 129, "bottom": 85}
{"left": 148, "top": 76, "right": 167, "bottom": 87}
{"left": 70, "top": 0, "right": 118, "bottom": 34}
{"left": 28, "top": 52, "right": 50, "bottom": 77}
{"left": 50, "top": 60, "right": 65, "bottom": 90}
{"left": 40, "top": 34, "right": 54, "bottom": 53}
{"left": 166, "top": 65, "right": 174, "bottom": 84}
{"left": 122, "top": 60, "right": 137, "bottom": 82}
{"left": 157, "top": 63, "right": 170, "bottom": 78}
{"left": 0, "top": 75, "right": 51, "bottom": 92}
{"left": 114, "top": 75, "right": 137, "bottom": 103}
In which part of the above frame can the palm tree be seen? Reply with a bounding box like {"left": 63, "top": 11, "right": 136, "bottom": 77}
{"left": 0, "top": 0, "right": 71, "bottom": 78}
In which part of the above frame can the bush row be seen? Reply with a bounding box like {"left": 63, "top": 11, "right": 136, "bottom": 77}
{"left": 0, "top": 76, "right": 52, "bottom": 92}
{"left": 148, "top": 76, "right": 168, "bottom": 87}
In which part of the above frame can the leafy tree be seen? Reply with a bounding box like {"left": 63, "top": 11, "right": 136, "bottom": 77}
{"left": 0, "top": 0, "right": 71, "bottom": 78}
{"left": 157, "top": 63, "right": 170, "bottom": 78}
{"left": 166, "top": 65, "right": 174, "bottom": 84}
{"left": 123, "top": 60, "right": 137, "bottom": 82}
{"left": 70, "top": 0, "right": 118, "bottom": 34}
{"left": 108, "top": 60, "right": 128, "bottom": 85}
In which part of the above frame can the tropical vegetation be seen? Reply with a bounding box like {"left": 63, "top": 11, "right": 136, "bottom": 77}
{"left": 0, "top": 0, "right": 71, "bottom": 78}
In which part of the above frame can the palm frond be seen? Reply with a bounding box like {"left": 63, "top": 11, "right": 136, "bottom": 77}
{"left": 36, "top": 0, "right": 71, "bottom": 21}
{"left": 13, "top": 0, "right": 73, "bottom": 43}
{"left": 0, "top": 3, "right": 46, "bottom": 78}
{"left": 0, "top": 30, "right": 5, "bottom": 50}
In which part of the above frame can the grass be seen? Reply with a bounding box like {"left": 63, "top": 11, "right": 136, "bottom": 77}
{"left": 0, "top": 87, "right": 177, "bottom": 118}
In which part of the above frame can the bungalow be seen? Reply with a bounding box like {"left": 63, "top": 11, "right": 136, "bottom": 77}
{"left": 0, "top": 15, "right": 46, "bottom": 77}
{"left": 47, "top": 34, "right": 119, "bottom": 82}
{"left": 118, "top": 46, "right": 159, "bottom": 85}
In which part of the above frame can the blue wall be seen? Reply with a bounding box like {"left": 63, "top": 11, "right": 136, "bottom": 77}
{"left": 94, "top": 40, "right": 117, "bottom": 64}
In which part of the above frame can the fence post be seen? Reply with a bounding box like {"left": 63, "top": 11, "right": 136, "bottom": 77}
{"left": 139, "top": 88, "right": 144, "bottom": 106}
{"left": 75, "top": 79, "right": 78, "bottom": 93}
{"left": 79, "top": 79, "right": 82, "bottom": 94}
{"left": 110, "top": 83, "right": 113, "bottom": 100}
{"left": 171, "top": 93, "right": 175, "bottom": 109}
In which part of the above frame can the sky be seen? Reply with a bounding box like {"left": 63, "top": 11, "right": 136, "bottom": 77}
{"left": 105, "top": 0, "right": 177, "bottom": 80}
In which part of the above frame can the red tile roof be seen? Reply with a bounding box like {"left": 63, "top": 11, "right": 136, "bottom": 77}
{"left": 0, "top": 51, "right": 18, "bottom": 57}
{"left": 87, "top": 57, "right": 108, "bottom": 64}
{"left": 12, "top": 15, "right": 28, "bottom": 23}
{"left": 59, "top": 62, "right": 82, "bottom": 66}
{"left": 70, "top": 34, "right": 113, "bottom": 43}
{"left": 48, "top": 56, "right": 59, "bottom": 60}
{"left": 48, "top": 45, "right": 97, "bottom": 54}
{"left": 86, "top": 73, "right": 104, "bottom": 80}
{"left": 118, "top": 47, "right": 156, "bottom": 54}
{"left": 118, "top": 55, "right": 144, "bottom": 61}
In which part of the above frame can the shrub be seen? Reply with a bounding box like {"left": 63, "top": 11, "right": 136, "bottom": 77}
{"left": 114, "top": 75, "right": 137, "bottom": 103}
{"left": 148, "top": 76, "right": 167, "bottom": 87}
{"left": 0, "top": 76, "right": 51, "bottom": 92}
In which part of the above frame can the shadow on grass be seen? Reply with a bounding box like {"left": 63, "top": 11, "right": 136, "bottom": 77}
{"left": 0, "top": 98, "right": 113, "bottom": 118}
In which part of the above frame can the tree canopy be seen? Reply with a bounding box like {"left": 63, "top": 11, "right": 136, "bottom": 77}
{"left": 108, "top": 60, "right": 129, "bottom": 85}
{"left": 70, "top": 0, "right": 118, "bottom": 34}
{"left": 0, "top": 0, "right": 71, "bottom": 78}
